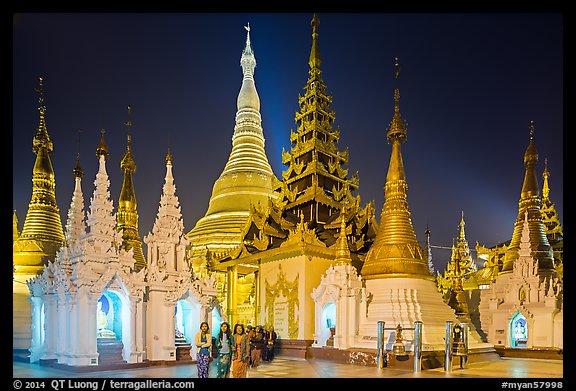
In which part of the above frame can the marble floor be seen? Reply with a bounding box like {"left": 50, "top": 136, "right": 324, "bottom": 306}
{"left": 13, "top": 356, "right": 564, "bottom": 379}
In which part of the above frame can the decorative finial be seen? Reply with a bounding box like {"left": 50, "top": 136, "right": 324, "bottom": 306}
{"left": 395, "top": 56, "right": 400, "bottom": 79}
{"left": 73, "top": 130, "right": 83, "bottom": 178}
{"left": 96, "top": 128, "right": 109, "bottom": 158}
{"left": 32, "top": 75, "right": 53, "bottom": 154}
{"left": 311, "top": 13, "right": 320, "bottom": 30}
{"left": 529, "top": 120, "right": 534, "bottom": 140}
{"left": 124, "top": 105, "right": 133, "bottom": 136}
{"left": 244, "top": 22, "right": 251, "bottom": 47}
{"left": 34, "top": 76, "right": 45, "bottom": 107}
{"left": 309, "top": 14, "right": 322, "bottom": 70}
{"left": 166, "top": 146, "right": 173, "bottom": 164}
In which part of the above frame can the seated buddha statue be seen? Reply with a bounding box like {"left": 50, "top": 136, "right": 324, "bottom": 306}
{"left": 97, "top": 301, "right": 117, "bottom": 339}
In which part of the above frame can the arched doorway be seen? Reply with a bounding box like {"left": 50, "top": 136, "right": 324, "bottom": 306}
{"left": 96, "top": 290, "right": 126, "bottom": 365}
{"left": 97, "top": 292, "right": 123, "bottom": 339}
{"left": 175, "top": 299, "right": 198, "bottom": 344}
{"left": 510, "top": 311, "right": 528, "bottom": 348}
{"left": 319, "top": 302, "right": 336, "bottom": 347}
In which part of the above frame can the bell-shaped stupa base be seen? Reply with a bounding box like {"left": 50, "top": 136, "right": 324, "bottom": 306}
{"left": 355, "top": 277, "right": 492, "bottom": 352}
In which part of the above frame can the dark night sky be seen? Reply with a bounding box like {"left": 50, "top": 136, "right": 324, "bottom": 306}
{"left": 12, "top": 13, "right": 563, "bottom": 273}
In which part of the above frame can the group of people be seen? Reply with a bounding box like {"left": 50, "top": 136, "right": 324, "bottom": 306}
{"left": 195, "top": 321, "right": 278, "bottom": 378}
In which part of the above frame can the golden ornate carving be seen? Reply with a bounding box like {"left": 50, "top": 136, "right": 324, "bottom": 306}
{"left": 264, "top": 264, "right": 299, "bottom": 339}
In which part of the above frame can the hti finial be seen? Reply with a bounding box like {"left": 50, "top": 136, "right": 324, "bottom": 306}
{"left": 311, "top": 13, "right": 320, "bottom": 30}
{"left": 124, "top": 105, "right": 133, "bottom": 136}
{"left": 73, "top": 130, "right": 83, "bottom": 178}
{"left": 529, "top": 120, "right": 534, "bottom": 140}
{"left": 34, "top": 76, "right": 47, "bottom": 126}
{"left": 395, "top": 56, "right": 400, "bottom": 79}
{"left": 96, "top": 127, "right": 109, "bottom": 158}
{"left": 76, "top": 129, "right": 82, "bottom": 159}
{"left": 34, "top": 76, "right": 44, "bottom": 103}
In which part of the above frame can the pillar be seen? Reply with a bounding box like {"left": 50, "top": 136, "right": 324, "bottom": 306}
{"left": 28, "top": 296, "right": 44, "bottom": 363}
{"left": 254, "top": 269, "right": 261, "bottom": 325}
{"left": 227, "top": 265, "right": 238, "bottom": 327}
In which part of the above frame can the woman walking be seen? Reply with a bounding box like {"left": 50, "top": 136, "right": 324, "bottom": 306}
{"left": 195, "top": 321, "right": 212, "bottom": 378}
{"left": 231, "top": 323, "right": 250, "bottom": 378}
{"left": 250, "top": 325, "right": 265, "bottom": 368}
{"left": 215, "top": 322, "right": 234, "bottom": 378}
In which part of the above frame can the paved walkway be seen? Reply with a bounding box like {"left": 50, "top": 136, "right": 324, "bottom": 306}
{"left": 13, "top": 356, "right": 563, "bottom": 379}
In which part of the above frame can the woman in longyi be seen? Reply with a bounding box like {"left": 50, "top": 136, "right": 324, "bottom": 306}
{"left": 231, "top": 323, "right": 250, "bottom": 378}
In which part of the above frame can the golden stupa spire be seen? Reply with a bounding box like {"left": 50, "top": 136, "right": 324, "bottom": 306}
{"left": 186, "top": 23, "right": 277, "bottom": 259}
{"left": 116, "top": 104, "right": 146, "bottom": 270}
{"left": 361, "top": 58, "right": 431, "bottom": 280}
{"left": 502, "top": 121, "right": 554, "bottom": 274}
{"left": 15, "top": 76, "right": 65, "bottom": 256}
{"left": 309, "top": 14, "right": 321, "bottom": 70}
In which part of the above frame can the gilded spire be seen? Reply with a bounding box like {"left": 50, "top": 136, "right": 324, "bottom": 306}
{"left": 238, "top": 22, "right": 259, "bottom": 111}
{"left": 502, "top": 121, "right": 554, "bottom": 274}
{"left": 334, "top": 207, "right": 351, "bottom": 266}
{"left": 309, "top": 14, "right": 321, "bottom": 70}
{"left": 459, "top": 211, "right": 466, "bottom": 242}
{"left": 361, "top": 59, "right": 431, "bottom": 280}
{"left": 32, "top": 76, "right": 53, "bottom": 154}
{"left": 187, "top": 24, "right": 277, "bottom": 261}
{"left": 16, "top": 76, "right": 65, "bottom": 254}
{"left": 521, "top": 120, "right": 539, "bottom": 198}
{"left": 116, "top": 105, "right": 146, "bottom": 270}
{"left": 542, "top": 158, "right": 550, "bottom": 200}
{"left": 13, "top": 210, "right": 19, "bottom": 242}
{"left": 540, "top": 157, "right": 563, "bottom": 243}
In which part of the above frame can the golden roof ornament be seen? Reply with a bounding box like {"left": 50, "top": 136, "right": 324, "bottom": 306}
{"left": 96, "top": 128, "right": 109, "bottom": 158}
{"left": 166, "top": 147, "right": 173, "bottom": 164}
